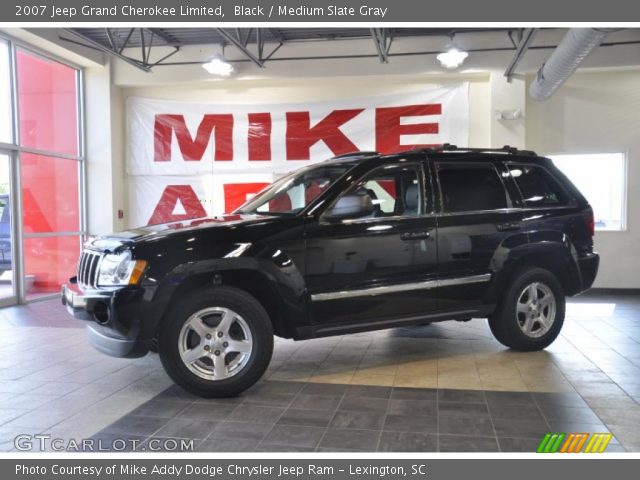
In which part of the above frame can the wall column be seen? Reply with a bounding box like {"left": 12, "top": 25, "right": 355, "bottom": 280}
{"left": 489, "top": 70, "right": 527, "bottom": 149}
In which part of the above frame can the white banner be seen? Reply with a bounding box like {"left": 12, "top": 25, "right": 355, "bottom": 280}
{"left": 126, "top": 85, "right": 469, "bottom": 226}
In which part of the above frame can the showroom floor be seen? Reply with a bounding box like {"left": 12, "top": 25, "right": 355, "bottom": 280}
{"left": 0, "top": 292, "right": 639, "bottom": 452}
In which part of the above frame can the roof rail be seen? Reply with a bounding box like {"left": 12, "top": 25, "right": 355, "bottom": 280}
{"left": 412, "top": 144, "right": 537, "bottom": 156}
{"left": 330, "top": 151, "right": 380, "bottom": 160}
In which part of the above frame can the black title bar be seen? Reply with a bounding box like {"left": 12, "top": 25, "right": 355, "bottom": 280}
{"left": 3, "top": 0, "right": 640, "bottom": 22}
{"left": 5, "top": 459, "right": 640, "bottom": 480}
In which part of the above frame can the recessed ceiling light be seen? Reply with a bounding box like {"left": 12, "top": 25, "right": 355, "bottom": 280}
{"left": 202, "top": 56, "right": 234, "bottom": 76}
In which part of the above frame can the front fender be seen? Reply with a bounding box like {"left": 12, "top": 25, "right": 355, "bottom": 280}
{"left": 137, "top": 247, "right": 309, "bottom": 341}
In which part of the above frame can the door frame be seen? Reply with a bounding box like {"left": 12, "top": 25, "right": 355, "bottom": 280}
{"left": 0, "top": 34, "right": 86, "bottom": 305}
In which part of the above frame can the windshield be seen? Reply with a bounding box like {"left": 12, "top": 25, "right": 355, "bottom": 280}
{"left": 236, "top": 163, "right": 354, "bottom": 215}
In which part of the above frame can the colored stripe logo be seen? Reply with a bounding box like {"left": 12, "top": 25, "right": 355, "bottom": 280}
{"left": 537, "top": 433, "right": 612, "bottom": 453}
{"left": 537, "top": 433, "right": 566, "bottom": 453}
{"left": 560, "top": 433, "right": 589, "bottom": 453}
{"left": 584, "top": 433, "right": 613, "bottom": 453}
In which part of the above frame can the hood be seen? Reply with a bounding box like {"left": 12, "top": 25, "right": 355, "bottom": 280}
{"left": 86, "top": 214, "right": 283, "bottom": 252}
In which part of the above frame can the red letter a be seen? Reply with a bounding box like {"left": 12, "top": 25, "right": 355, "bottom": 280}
{"left": 147, "top": 185, "right": 208, "bottom": 225}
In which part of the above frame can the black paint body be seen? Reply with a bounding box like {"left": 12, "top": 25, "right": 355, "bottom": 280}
{"left": 62, "top": 151, "right": 599, "bottom": 357}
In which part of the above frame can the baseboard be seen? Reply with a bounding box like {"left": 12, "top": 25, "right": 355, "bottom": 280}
{"left": 588, "top": 288, "right": 640, "bottom": 295}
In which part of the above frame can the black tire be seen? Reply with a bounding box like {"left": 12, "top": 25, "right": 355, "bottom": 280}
{"left": 158, "top": 286, "right": 273, "bottom": 398}
{"left": 488, "top": 267, "right": 565, "bottom": 351}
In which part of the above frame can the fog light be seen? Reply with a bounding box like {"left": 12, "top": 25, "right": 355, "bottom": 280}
{"left": 93, "top": 301, "right": 110, "bottom": 324}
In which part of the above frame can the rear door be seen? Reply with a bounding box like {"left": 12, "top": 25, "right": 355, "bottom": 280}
{"left": 433, "top": 158, "right": 527, "bottom": 312}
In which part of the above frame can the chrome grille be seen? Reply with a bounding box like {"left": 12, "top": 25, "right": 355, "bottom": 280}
{"left": 77, "top": 250, "right": 103, "bottom": 289}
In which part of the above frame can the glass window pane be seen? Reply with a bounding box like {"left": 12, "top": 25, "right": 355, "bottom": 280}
{"left": 438, "top": 163, "right": 508, "bottom": 213}
{"left": 508, "top": 165, "right": 571, "bottom": 207}
{"left": 24, "top": 235, "right": 80, "bottom": 299}
{"left": 0, "top": 40, "right": 11, "bottom": 144}
{"left": 550, "top": 153, "right": 626, "bottom": 231}
{"left": 21, "top": 153, "right": 79, "bottom": 233}
{"left": 16, "top": 49, "right": 78, "bottom": 156}
{"left": 358, "top": 166, "right": 422, "bottom": 216}
{"left": 245, "top": 164, "right": 351, "bottom": 214}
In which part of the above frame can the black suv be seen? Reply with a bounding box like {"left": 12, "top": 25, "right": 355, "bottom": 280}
{"left": 62, "top": 145, "right": 599, "bottom": 397}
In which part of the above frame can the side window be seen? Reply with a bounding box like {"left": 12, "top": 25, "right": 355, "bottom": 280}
{"left": 342, "top": 164, "right": 424, "bottom": 217}
{"left": 437, "top": 163, "right": 509, "bottom": 213}
{"left": 508, "top": 165, "right": 571, "bottom": 207}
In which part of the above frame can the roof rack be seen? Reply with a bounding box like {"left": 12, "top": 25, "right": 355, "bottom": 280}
{"left": 412, "top": 144, "right": 537, "bottom": 156}
{"left": 328, "top": 145, "right": 537, "bottom": 161}
{"left": 330, "top": 151, "right": 380, "bottom": 160}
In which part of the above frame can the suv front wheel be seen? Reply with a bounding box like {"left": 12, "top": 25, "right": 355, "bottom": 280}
{"left": 489, "top": 267, "right": 565, "bottom": 351}
{"left": 159, "top": 286, "right": 273, "bottom": 397}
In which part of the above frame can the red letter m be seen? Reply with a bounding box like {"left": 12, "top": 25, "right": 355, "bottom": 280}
{"left": 154, "top": 114, "right": 233, "bottom": 162}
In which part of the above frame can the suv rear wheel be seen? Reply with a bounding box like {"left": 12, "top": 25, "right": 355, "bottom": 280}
{"left": 158, "top": 286, "right": 273, "bottom": 397}
{"left": 489, "top": 267, "right": 565, "bottom": 351}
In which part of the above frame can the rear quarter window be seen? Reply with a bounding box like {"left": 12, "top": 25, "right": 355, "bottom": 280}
{"left": 508, "top": 164, "right": 572, "bottom": 207}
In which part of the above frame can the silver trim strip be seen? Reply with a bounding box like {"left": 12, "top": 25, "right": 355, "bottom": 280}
{"left": 437, "top": 274, "right": 492, "bottom": 288}
{"left": 310, "top": 273, "right": 492, "bottom": 302}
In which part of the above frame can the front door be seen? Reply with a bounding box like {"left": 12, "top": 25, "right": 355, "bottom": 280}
{"left": 304, "top": 160, "right": 438, "bottom": 329}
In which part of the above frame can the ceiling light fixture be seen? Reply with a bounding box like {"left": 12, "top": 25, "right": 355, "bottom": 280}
{"left": 436, "top": 36, "right": 469, "bottom": 70}
{"left": 202, "top": 55, "right": 234, "bottom": 76}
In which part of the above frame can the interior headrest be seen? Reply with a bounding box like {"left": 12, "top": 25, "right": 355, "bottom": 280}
{"left": 405, "top": 184, "right": 419, "bottom": 210}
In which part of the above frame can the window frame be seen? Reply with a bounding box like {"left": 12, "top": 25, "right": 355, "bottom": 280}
{"left": 0, "top": 31, "right": 86, "bottom": 303}
{"left": 434, "top": 160, "right": 515, "bottom": 215}
{"left": 0, "top": 39, "right": 12, "bottom": 145}
{"left": 546, "top": 152, "right": 628, "bottom": 232}
{"left": 505, "top": 162, "right": 577, "bottom": 210}
{"left": 320, "top": 161, "right": 430, "bottom": 224}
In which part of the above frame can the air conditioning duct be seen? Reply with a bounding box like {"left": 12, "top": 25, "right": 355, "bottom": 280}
{"left": 529, "top": 28, "right": 615, "bottom": 101}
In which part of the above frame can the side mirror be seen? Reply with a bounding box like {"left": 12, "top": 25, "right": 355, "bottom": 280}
{"left": 325, "top": 194, "right": 374, "bottom": 220}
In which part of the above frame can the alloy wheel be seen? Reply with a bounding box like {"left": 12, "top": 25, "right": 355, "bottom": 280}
{"left": 516, "top": 282, "right": 557, "bottom": 338}
{"left": 178, "top": 307, "right": 253, "bottom": 381}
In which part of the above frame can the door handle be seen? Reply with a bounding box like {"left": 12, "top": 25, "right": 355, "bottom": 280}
{"left": 496, "top": 222, "right": 522, "bottom": 232}
{"left": 401, "top": 231, "right": 431, "bottom": 241}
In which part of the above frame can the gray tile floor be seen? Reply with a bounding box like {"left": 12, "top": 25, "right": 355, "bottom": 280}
{"left": 1, "top": 292, "right": 639, "bottom": 452}
{"left": 89, "top": 381, "right": 627, "bottom": 452}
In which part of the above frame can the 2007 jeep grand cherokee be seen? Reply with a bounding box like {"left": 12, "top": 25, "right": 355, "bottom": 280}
{"left": 62, "top": 145, "right": 599, "bottom": 397}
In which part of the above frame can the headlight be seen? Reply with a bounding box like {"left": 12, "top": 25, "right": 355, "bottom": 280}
{"left": 97, "top": 250, "right": 147, "bottom": 287}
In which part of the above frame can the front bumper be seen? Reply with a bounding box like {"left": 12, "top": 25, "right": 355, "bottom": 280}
{"left": 61, "top": 283, "right": 149, "bottom": 358}
{"left": 61, "top": 283, "right": 113, "bottom": 322}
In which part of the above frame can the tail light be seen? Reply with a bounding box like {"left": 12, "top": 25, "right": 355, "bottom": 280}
{"left": 585, "top": 209, "right": 595, "bottom": 237}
